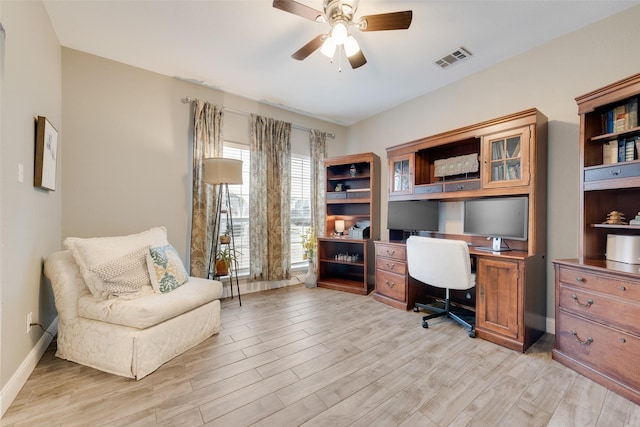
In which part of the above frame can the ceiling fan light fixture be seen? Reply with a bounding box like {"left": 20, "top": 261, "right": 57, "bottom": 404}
{"left": 344, "top": 35, "right": 360, "bottom": 57}
{"left": 320, "top": 36, "right": 337, "bottom": 58}
{"left": 331, "top": 21, "right": 348, "bottom": 45}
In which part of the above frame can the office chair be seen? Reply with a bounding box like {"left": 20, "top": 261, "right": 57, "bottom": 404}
{"left": 406, "top": 236, "right": 476, "bottom": 338}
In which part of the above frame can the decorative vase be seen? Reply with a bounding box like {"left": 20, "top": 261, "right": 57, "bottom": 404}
{"left": 305, "top": 259, "right": 317, "bottom": 288}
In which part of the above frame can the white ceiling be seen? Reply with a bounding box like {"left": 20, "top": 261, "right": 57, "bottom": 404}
{"left": 43, "top": 0, "right": 640, "bottom": 126}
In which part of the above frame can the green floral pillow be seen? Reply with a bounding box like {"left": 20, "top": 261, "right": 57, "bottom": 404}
{"left": 147, "top": 244, "right": 188, "bottom": 293}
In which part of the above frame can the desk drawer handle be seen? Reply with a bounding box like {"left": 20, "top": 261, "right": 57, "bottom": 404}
{"left": 386, "top": 249, "right": 395, "bottom": 256}
{"left": 457, "top": 184, "right": 465, "bottom": 190}
{"left": 575, "top": 276, "right": 585, "bottom": 282}
{"left": 571, "top": 294, "right": 593, "bottom": 308}
{"left": 385, "top": 262, "right": 396, "bottom": 269}
{"left": 571, "top": 330, "right": 593, "bottom": 345}
{"left": 619, "top": 285, "right": 626, "bottom": 291}
{"left": 610, "top": 169, "right": 621, "bottom": 176}
{"left": 620, "top": 337, "right": 626, "bottom": 343}
{"left": 384, "top": 280, "right": 395, "bottom": 288}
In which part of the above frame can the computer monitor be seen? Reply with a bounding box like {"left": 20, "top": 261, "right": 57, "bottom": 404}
{"left": 463, "top": 196, "right": 528, "bottom": 251}
{"left": 387, "top": 200, "right": 439, "bottom": 232}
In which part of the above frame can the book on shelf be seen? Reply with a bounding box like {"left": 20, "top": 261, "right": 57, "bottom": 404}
{"left": 602, "top": 140, "right": 618, "bottom": 165}
{"left": 625, "top": 138, "right": 635, "bottom": 161}
{"left": 636, "top": 136, "right": 640, "bottom": 161}
{"left": 629, "top": 97, "right": 639, "bottom": 128}
{"left": 601, "top": 97, "right": 639, "bottom": 134}
{"left": 618, "top": 138, "right": 626, "bottom": 162}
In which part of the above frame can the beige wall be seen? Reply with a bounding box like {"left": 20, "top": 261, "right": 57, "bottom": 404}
{"left": 0, "top": 0, "right": 61, "bottom": 401}
{"left": 347, "top": 5, "right": 640, "bottom": 324}
{"left": 61, "top": 48, "right": 347, "bottom": 260}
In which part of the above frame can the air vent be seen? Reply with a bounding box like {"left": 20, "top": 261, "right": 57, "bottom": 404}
{"left": 434, "top": 47, "right": 472, "bottom": 69}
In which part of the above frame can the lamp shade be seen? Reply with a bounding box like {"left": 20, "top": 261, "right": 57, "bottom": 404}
{"left": 335, "top": 219, "right": 345, "bottom": 233}
{"left": 203, "top": 157, "right": 243, "bottom": 185}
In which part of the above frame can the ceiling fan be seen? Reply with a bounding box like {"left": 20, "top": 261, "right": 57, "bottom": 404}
{"left": 273, "top": 0, "right": 413, "bottom": 69}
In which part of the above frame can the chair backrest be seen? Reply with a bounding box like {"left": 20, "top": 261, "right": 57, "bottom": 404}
{"left": 406, "top": 236, "right": 475, "bottom": 290}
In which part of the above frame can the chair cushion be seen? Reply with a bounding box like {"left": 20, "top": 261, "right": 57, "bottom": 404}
{"left": 90, "top": 245, "right": 153, "bottom": 295}
{"left": 77, "top": 276, "right": 223, "bottom": 329}
{"left": 64, "top": 227, "right": 169, "bottom": 298}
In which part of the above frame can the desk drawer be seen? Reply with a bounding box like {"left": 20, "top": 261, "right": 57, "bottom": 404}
{"left": 584, "top": 162, "right": 640, "bottom": 182}
{"left": 375, "top": 270, "right": 406, "bottom": 302}
{"left": 558, "top": 265, "right": 640, "bottom": 302}
{"left": 444, "top": 179, "right": 480, "bottom": 192}
{"left": 558, "top": 284, "right": 640, "bottom": 335}
{"left": 375, "top": 257, "right": 406, "bottom": 275}
{"left": 376, "top": 243, "right": 406, "bottom": 262}
{"left": 556, "top": 310, "right": 640, "bottom": 388}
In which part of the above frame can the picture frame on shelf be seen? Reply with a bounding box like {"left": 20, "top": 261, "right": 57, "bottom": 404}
{"left": 34, "top": 116, "right": 58, "bottom": 191}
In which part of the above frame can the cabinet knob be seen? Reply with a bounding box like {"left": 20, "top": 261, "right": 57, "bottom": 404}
{"left": 571, "top": 330, "right": 593, "bottom": 346}
{"left": 619, "top": 285, "right": 626, "bottom": 291}
{"left": 620, "top": 337, "right": 626, "bottom": 343}
{"left": 571, "top": 294, "right": 593, "bottom": 308}
{"left": 575, "top": 276, "right": 585, "bottom": 282}
{"left": 384, "top": 280, "right": 395, "bottom": 288}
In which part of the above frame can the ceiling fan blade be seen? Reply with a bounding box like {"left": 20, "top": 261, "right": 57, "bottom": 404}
{"left": 273, "top": 0, "right": 324, "bottom": 22}
{"left": 359, "top": 10, "right": 412, "bottom": 31}
{"left": 292, "top": 34, "right": 325, "bottom": 60}
{"left": 347, "top": 49, "right": 367, "bottom": 69}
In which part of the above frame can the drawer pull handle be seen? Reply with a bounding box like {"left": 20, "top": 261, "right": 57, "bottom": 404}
{"left": 457, "top": 184, "right": 465, "bottom": 190}
{"left": 571, "top": 330, "right": 593, "bottom": 346}
{"left": 575, "top": 276, "right": 585, "bottom": 282}
{"left": 385, "top": 262, "right": 396, "bottom": 269}
{"left": 386, "top": 249, "right": 395, "bottom": 256}
{"left": 571, "top": 294, "right": 593, "bottom": 308}
{"left": 619, "top": 285, "right": 626, "bottom": 291}
{"left": 610, "top": 169, "right": 621, "bottom": 176}
{"left": 384, "top": 280, "right": 395, "bottom": 288}
{"left": 620, "top": 337, "right": 626, "bottom": 343}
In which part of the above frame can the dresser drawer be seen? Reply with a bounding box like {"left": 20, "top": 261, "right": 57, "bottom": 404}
{"left": 375, "top": 257, "right": 407, "bottom": 275}
{"left": 558, "top": 284, "right": 640, "bottom": 335}
{"left": 376, "top": 243, "right": 406, "bottom": 261}
{"left": 556, "top": 310, "right": 640, "bottom": 388}
{"left": 558, "top": 265, "right": 640, "bottom": 303}
{"left": 375, "top": 269, "right": 406, "bottom": 302}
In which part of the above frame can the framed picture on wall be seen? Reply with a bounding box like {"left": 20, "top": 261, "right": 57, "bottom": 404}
{"left": 34, "top": 115, "right": 58, "bottom": 191}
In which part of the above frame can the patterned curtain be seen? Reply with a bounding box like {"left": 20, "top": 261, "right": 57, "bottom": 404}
{"left": 189, "top": 100, "right": 223, "bottom": 277}
{"left": 310, "top": 129, "right": 327, "bottom": 249}
{"left": 249, "top": 114, "right": 292, "bottom": 281}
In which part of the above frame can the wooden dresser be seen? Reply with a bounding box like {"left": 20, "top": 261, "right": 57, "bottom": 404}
{"left": 552, "top": 74, "right": 640, "bottom": 405}
{"left": 553, "top": 260, "right": 640, "bottom": 405}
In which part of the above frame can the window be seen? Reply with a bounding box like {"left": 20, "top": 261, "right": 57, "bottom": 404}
{"left": 221, "top": 143, "right": 311, "bottom": 275}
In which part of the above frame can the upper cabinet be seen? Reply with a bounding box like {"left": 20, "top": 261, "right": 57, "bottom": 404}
{"left": 482, "top": 126, "right": 531, "bottom": 189}
{"left": 388, "top": 153, "right": 414, "bottom": 196}
{"left": 386, "top": 109, "right": 547, "bottom": 201}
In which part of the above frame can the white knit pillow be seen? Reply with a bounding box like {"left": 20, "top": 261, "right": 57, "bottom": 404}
{"left": 91, "top": 246, "right": 152, "bottom": 295}
{"left": 64, "top": 226, "right": 169, "bottom": 298}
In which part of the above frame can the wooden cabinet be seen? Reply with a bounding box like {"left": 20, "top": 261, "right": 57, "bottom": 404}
{"left": 552, "top": 74, "right": 640, "bottom": 405}
{"left": 373, "top": 242, "right": 409, "bottom": 309}
{"left": 317, "top": 153, "right": 379, "bottom": 294}
{"left": 475, "top": 257, "right": 520, "bottom": 341}
{"left": 388, "top": 153, "right": 414, "bottom": 196}
{"left": 481, "top": 126, "right": 531, "bottom": 189}
{"left": 553, "top": 260, "right": 640, "bottom": 405}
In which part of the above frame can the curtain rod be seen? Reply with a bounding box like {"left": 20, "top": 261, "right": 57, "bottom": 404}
{"left": 181, "top": 96, "right": 335, "bottom": 139}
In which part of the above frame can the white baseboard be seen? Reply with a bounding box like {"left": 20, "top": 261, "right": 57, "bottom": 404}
{"left": 219, "top": 271, "right": 306, "bottom": 300}
{"left": 1, "top": 317, "right": 58, "bottom": 418}
{"left": 546, "top": 317, "right": 555, "bottom": 335}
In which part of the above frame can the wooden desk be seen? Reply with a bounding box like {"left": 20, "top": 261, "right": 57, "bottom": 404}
{"left": 373, "top": 240, "right": 546, "bottom": 352}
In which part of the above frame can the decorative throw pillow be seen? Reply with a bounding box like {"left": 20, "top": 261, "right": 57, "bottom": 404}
{"left": 64, "top": 226, "right": 169, "bottom": 298}
{"left": 90, "top": 246, "right": 152, "bottom": 295}
{"left": 147, "top": 244, "right": 189, "bottom": 293}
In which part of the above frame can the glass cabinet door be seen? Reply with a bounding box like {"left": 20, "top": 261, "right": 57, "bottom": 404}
{"left": 389, "top": 154, "right": 414, "bottom": 195}
{"left": 482, "top": 127, "right": 530, "bottom": 188}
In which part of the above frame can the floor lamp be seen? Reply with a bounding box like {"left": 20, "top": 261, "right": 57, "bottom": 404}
{"left": 203, "top": 157, "right": 243, "bottom": 306}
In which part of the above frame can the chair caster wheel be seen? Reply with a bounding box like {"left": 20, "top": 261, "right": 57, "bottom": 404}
{"left": 413, "top": 307, "right": 419, "bottom": 312}
{"left": 422, "top": 320, "right": 429, "bottom": 328}
{"left": 468, "top": 330, "right": 476, "bottom": 338}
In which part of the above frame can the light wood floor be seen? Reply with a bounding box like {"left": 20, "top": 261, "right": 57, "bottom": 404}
{"left": 4, "top": 284, "right": 640, "bottom": 426}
